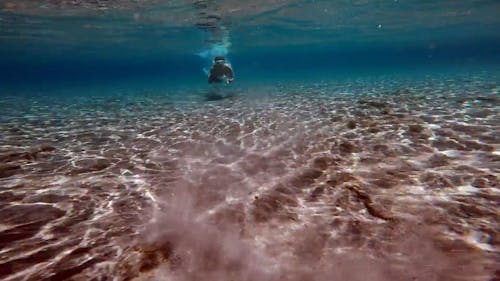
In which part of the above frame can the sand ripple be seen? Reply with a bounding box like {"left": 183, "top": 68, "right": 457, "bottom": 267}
{"left": 0, "top": 74, "right": 498, "bottom": 280}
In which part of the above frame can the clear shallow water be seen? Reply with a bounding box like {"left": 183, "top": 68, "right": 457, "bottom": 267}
{"left": 0, "top": 1, "right": 499, "bottom": 281}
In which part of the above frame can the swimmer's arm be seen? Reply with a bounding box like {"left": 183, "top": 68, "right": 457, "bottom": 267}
{"left": 224, "top": 65, "right": 234, "bottom": 83}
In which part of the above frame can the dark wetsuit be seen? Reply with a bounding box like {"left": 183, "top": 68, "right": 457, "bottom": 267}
{"left": 208, "top": 63, "right": 234, "bottom": 84}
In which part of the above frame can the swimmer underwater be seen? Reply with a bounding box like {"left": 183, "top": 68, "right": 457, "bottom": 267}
{"left": 208, "top": 56, "right": 234, "bottom": 84}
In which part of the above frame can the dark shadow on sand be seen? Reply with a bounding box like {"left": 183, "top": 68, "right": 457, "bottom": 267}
{"left": 204, "top": 91, "right": 238, "bottom": 101}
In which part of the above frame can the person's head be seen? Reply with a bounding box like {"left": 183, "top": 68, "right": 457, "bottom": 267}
{"left": 214, "top": 56, "right": 225, "bottom": 64}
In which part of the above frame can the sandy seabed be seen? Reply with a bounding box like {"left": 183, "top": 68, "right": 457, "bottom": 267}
{"left": 0, "top": 74, "right": 498, "bottom": 281}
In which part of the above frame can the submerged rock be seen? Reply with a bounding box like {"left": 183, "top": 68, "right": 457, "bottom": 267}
{"left": 408, "top": 124, "right": 424, "bottom": 134}
{"left": 471, "top": 175, "right": 497, "bottom": 189}
{"left": 337, "top": 141, "right": 360, "bottom": 154}
{"left": 427, "top": 153, "right": 450, "bottom": 168}
{"left": 0, "top": 164, "right": 22, "bottom": 178}
{"left": 288, "top": 168, "right": 323, "bottom": 189}
{"left": 312, "top": 156, "right": 335, "bottom": 170}
{"left": 346, "top": 119, "right": 357, "bottom": 129}
{"left": 420, "top": 172, "right": 454, "bottom": 189}
{"left": 432, "top": 138, "right": 467, "bottom": 151}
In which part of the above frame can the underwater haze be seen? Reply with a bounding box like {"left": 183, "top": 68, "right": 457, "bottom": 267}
{"left": 0, "top": 1, "right": 499, "bottom": 281}
{"left": 1, "top": 0, "right": 500, "bottom": 89}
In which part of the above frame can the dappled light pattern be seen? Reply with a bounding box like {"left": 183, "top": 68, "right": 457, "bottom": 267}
{"left": 0, "top": 73, "right": 498, "bottom": 280}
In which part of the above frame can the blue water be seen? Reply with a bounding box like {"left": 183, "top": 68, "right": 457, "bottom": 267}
{"left": 1, "top": 1, "right": 499, "bottom": 93}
